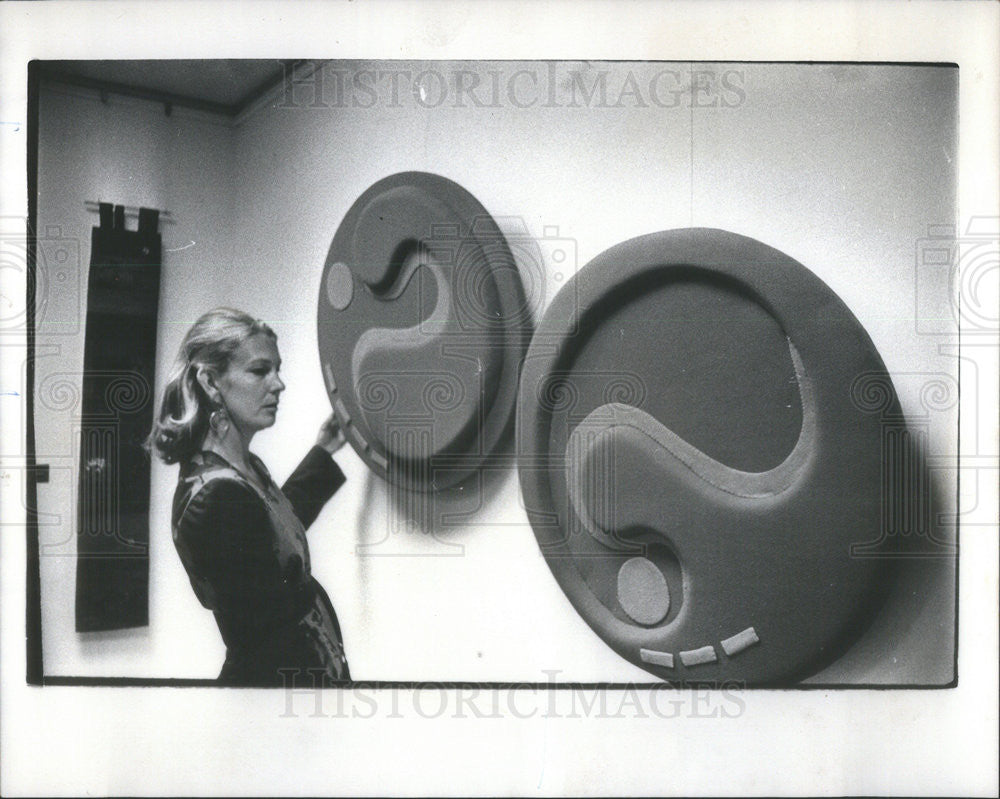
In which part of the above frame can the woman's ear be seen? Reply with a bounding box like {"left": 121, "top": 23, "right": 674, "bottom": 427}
{"left": 194, "top": 365, "right": 222, "bottom": 405}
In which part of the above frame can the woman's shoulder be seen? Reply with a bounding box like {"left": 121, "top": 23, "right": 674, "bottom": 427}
{"left": 172, "top": 453, "right": 266, "bottom": 532}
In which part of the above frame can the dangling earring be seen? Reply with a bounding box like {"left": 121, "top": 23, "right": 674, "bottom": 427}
{"left": 209, "top": 406, "right": 230, "bottom": 437}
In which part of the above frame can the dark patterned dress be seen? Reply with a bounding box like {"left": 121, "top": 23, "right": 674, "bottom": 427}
{"left": 171, "top": 446, "right": 349, "bottom": 685}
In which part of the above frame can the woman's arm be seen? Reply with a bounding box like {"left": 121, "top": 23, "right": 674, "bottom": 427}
{"left": 281, "top": 446, "right": 346, "bottom": 529}
{"left": 280, "top": 413, "right": 348, "bottom": 528}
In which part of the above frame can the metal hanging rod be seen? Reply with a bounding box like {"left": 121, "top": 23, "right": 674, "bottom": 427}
{"left": 84, "top": 201, "right": 173, "bottom": 221}
{"left": 41, "top": 67, "right": 235, "bottom": 117}
{"left": 38, "top": 62, "right": 308, "bottom": 119}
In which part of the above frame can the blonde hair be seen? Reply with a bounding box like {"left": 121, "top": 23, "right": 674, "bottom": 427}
{"left": 147, "top": 307, "right": 276, "bottom": 464}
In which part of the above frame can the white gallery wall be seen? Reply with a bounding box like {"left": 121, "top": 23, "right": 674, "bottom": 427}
{"left": 35, "top": 61, "right": 958, "bottom": 682}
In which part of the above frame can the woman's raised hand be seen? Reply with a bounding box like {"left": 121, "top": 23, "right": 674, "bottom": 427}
{"left": 315, "top": 412, "right": 347, "bottom": 455}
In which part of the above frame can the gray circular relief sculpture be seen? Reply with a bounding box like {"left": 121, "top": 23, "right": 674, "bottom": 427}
{"left": 518, "top": 228, "right": 902, "bottom": 685}
{"left": 318, "top": 172, "right": 531, "bottom": 490}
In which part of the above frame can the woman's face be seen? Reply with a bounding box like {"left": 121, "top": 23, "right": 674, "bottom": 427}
{"left": 216, "top": 333, "right": 285, "bottom": 435}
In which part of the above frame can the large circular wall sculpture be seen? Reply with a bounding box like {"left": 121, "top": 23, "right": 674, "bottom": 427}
{"left": 318, "top": 172, "right": 531, "bottom": 490}
{"left": 517, "top": 228, "right": 901, "bottom": 685}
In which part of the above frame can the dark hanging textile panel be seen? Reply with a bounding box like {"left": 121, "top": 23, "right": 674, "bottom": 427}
{"left": 75, "top": 203, "right": 161, "bottom": 632}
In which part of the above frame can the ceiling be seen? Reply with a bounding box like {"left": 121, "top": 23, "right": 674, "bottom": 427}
{"left": 37, "top": 60, "right": 296, "bottom": 117}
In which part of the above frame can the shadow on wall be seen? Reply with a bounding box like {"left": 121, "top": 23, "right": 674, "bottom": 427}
{"left": 807, "top": 378, "right": 958, "bottom": 685}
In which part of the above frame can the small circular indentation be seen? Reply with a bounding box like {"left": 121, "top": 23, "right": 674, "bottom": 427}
{"left": 325, "top": 261, "right": 354, "bottom": 310}
{"left": 617, "top": 556, "right": 670, "bottom": 625}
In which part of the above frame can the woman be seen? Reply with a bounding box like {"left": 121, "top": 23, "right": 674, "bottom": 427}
{"left": 148, "top": 307, "right": 350, "bottom": 686}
